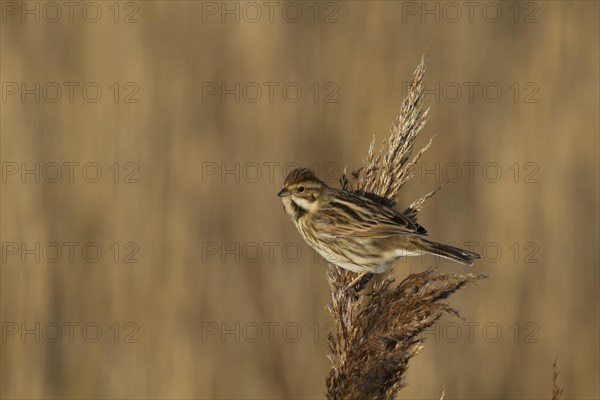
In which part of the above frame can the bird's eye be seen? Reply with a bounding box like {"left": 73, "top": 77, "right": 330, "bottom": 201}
{"left": 298, "top": 186, "right": 305, "bottom": 193}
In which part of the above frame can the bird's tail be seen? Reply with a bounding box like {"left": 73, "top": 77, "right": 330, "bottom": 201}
{"left": 417, "top": 238, "right": 481, "bottom": 266}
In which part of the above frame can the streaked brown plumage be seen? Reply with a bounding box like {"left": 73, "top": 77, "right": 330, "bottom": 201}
{"left": 278, "top": 168, "right": 480, "bottom": 275}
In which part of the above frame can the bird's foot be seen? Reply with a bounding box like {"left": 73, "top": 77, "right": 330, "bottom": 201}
{"left": 346, "top": 272, "right": 374, "bottom": 299}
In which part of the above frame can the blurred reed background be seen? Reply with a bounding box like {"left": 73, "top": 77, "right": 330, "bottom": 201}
{"left": 1, "top": 1, "right": 598, "bottom": 399}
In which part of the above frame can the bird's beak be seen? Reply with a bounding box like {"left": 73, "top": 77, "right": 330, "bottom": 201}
{"left": 277, "top": 188, "right": 290, "bottom": 197}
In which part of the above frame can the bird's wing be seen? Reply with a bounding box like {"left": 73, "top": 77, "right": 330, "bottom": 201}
{"left": 316, "top": 191, "right": 428, "bottom": 238}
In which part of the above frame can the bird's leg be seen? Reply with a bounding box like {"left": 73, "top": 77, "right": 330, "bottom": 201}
{"left": 347, "top": 272, "right": 366, "bottom": 289}
{"left": 347, "top": 272, "right": 374, "bottom": 292}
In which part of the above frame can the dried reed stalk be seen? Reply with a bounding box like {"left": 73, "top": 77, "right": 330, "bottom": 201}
{"left": 326, "top": 56, "right": 485, "bottom": 399}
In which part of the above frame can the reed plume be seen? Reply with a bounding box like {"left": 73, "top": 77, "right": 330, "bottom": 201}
{"left": 552, "top": 358, "right": 564, "bottom": 400}
{"left": 326, "top": 56, "right": 486, "bottom": 399}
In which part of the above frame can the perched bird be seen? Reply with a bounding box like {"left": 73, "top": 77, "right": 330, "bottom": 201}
{"left": 278, "top": 168, "right": 480, "bottom": 287}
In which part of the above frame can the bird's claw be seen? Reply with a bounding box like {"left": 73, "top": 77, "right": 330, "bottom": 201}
{"left": 346, "top": 272, "right": 374, "bottom": 300}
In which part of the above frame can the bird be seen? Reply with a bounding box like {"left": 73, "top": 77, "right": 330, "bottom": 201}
{"left": 277, "top": 168, "right": 480, "bottom": 288}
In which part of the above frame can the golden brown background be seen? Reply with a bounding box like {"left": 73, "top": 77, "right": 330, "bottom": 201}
{"left": 1, "top": 1, "right": 598, "bottom": 399}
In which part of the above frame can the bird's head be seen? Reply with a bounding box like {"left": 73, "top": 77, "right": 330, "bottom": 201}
{"left": 278, "top": 168, "right": 326, "bottom": 219}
